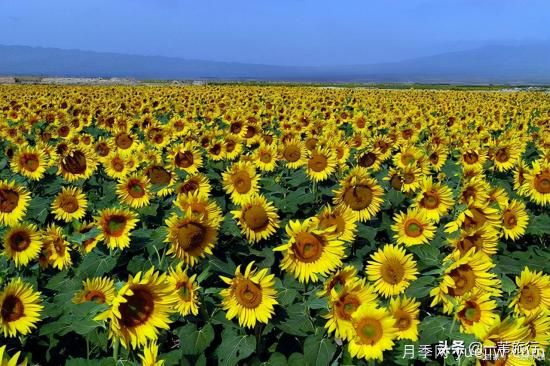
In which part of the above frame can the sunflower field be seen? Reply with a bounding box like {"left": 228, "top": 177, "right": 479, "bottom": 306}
{"left": 0, "top": 85, "right": 549, "bottom": 366}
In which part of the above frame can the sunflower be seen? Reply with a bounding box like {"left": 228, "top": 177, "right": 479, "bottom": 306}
{"left": 324, "top": 279, "right": 378, "bottom": 341}
{"left": 490, "top": 141, "right": 521, "bottom": 172}
{"left": 139, "top": 341, "right": 165, "bottom": 366}
{"left": 306, "top": 147, "right": 337, "bottom": 182}
{"left": 175, "top": 174, "right": 211, "bottom": 197}
{"left": 500, "top": 199, "right": 529, "bottom": 241}
{"left": 116, "top": 174, "right": 152, "bottom": 209}
{"left": 95, "top": 208, "right": 139, "bottom": 250}
{"left": 348, "top": 305, "right": 397, "bottom": 361}
{"left": 459, "top": 176, "right": 491, "bottom": 206}
{"left": 0, "top": 345, "right": 27, "bottom": 366}
{"left": 103, "top": 151, "right": 131, "bottom": 180}
{"left": 412, "top": 176, "right": 454, "bottom": 223}
{"left": 175, "top": 191, "right": 222, "bottom": 225}
{"left": 509, "top": 267, "right": 550, "bottom": 316}
{"left": 445, "top": 203, "right": 501, "bottom": 233}
{"left": 333, "top": 167, "right": 384, "bottom": 223}
{"left": 51, "top": 186, "right": 88, "bottom": 222}
{"left": 318, "top": 265, "right": 362, "bottom": 299}
{"left": 391, "top": 208, "right": 436, "bottom": 246}
{"left": 222, "top": 161, "right": 260, "bottom": 205}
{"left": 487, "top": 186, "right": 509, "bottom": 209}
{"left": 523, "top": 159, "right": 550, "bottom": 206}
{"left": 58, "top": 146, "right": 98, "bottom": 182}
{"left": 220, "top": 262, "right": 278, "bottom": 329}
{"left": 455, "top": 289, "right": 498, "bottom": 334}
{"left": 460, "top": 146, "right": 487, "bottom": 172}
{"left": 231, "top": 194, "right": 279, "bottom": 243}
{"left": 145, "top": 164, "right": 176, "bottom": 197}
{"left": 274, "top": 218, "right": 346, "bottom": 283}
{"left": 0, "top": 278, "right": 43, "bottom": 338}
{"left": 316, "top": 205, "right": 357, "bottom": 243}
{"left": 97, "top": 268, "right": 178, "bottom": 349}
{"left": 357, "top": 148, "right": 384, "bottom": 172}
{"left": 279, "top": 138, "right": 307, "bottom": 169}
{"left": 167, "top": 265, "right": 200, "bottom": 317}
{"left": 42, "top": 224, "right": 72, "bottom": 270}
{"left": 393, "top": 145, "right": 423, "bottom": 169}
{"left": 473, "top": 316, "right": 533, "bottom": 366}
{"left": 253, "top": 143, "right": 277, "bottom": 172}
{"left": 430, "top": 250, "right": 502, "bottom": 314}
{"left": 164, "top": 209, "right": 218, "bottom": 266}
{"left": 75, "top": 221, "right": 101, "bottom": 254}
{"left": 168, "top": 143, "right": 203, "bottom": 174}
{"left": 2, "top": 223, "right": 41, "bottom": 267}
{"left": 72, "top": 277, "right": 116, "bottom": 305}
{"left": 522, "top": 311, "right": 550, "bottom": 347}
{"left": 11, "top": 145, "right": 48, "bottom": 180}
{"left": 448, "top": 225, "right": 499, "bottom": 258}
{"left": 389, "top": 296, "right": 420, "bottom": 341}
{"left": 399, "top": 165, "right": 423, "bottom": 193}
{"left": 366, "top": 244, "right": 418, "bottom": 297}
{"left": 0, "top": 180, "right": 31, "bottom": 227}
{"left": 222, "top": 135, "right": 243, "bottom": 161}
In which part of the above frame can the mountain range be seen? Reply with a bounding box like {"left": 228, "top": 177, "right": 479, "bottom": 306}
{"left": 1, "top": 43, "right": 550, "bottom": 84}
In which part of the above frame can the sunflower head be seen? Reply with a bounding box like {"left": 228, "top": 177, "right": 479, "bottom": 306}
{"left": 0, "top": 278, "right": 43, "bottom": 338}
{"left": 220, "top": 262, "right": 278, "bottom": 329}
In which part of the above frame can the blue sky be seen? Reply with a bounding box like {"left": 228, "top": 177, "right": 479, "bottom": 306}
{"left": 1, "top": 0, "right": 549, "bottom": 66}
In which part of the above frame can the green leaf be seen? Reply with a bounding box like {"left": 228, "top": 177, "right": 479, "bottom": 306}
{"left": 216, "top": 328, "right": 256, "bottom": 366}
{"left": 418, "top": 316, "right": 453, "bottom": 345}
{"left": 76, "top": 252, "right": 117, "bottom": 279}
{"left": 176, "top": 323, "right": 215, "bottom": 355}
{"left": 303, "top": 334, "right": 336, "bottom": 366}
{"left": 408, "top": 245, "right": 441, "bottom": 269}
{"left": 263, "top": 352, "right": 287, "bottom": 366}
{"left": 405, "top": 276, "right": 436, "bottom": 299}
{"left": 288, "top": 353, "right": 306, "bottom": 366}
{"left": 526, "top": 214, "right": 550, "bottom": 235}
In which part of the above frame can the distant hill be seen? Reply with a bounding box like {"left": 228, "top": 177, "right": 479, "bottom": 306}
{"left": 1, "top": 43, "right": 550, "bottom": 84}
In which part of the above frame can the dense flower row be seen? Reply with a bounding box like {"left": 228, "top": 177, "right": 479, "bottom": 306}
{"left": 0, "top": 85, "right": 549, "bottom": 365}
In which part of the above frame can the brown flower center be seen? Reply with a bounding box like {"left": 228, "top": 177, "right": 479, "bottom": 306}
{"left": 95, "top": 142, "right": 110, "bottom": 157}
{"left": 356, "top": 318, "right": 383, "bottom": 345}
{"left": 394, "top": 310, "right": 412, "bottom": 330}
{"left": 534, "top": 171, "right": 550, "bottom": 194}
{"left": 283, "top": 145, "right": 301, "bottom": 162}
{"left": 343, "top": 185, "right": 373, "bottom": 210}
{"left": 104, "top": 215, "right": 128, "bottom": 237}
{"left": 61, "top": 151, "right": 87, "bottom": 174}
{"left": 146, "top": 166, "right": 171, "bottom": 185}
{"left": 0, "top": 188, "right": 20, "bottom": 213}
{"left": 177, "top": 222, "right": 207, "bottom": 251}
{"left": 235, "top": 279, "right": 262, "bottom": 308}
{"left": 293, "top": 232, "right": 324, "bottom": 263}
{"left": 463, "top": 151, "right": 479, "bottom": 164}
{"left": 19, "top": 153, "right": 40, "bottom": 172}
{"left": 127, "top": 180, "right": 146, "bottom": 198}
{"left": 243, "top": 205, "right": 269, "bottom": 231}
{"left": 319, "top": 214, "right": 346, "bottom": 235}
{"left": 519, "top": 284, "right": 541, "bottom": 310}
{"left": 84, "top": 290, "right": 107, "bottom": 304}
{"left": 462, "top": 208, "right": 487, "bottom": 230}
{"left": 119, "top": 288, "right": 154, "bottom": 327}
{"left": 404, "top": 219, "right": 423, "bottom": 238}
{"left": 502, "top": 210, "right": 517, "bottom": 229}
{"left": 111, "top": 157, "right": 125, "bottom": 172}
{"left": 308, "top": 152, "right": 328, "bottom": 172}
{"left": 358, "top": 152, "right": 376, "bottom": 168}
{"left": 458, "top": 300, "right": 481, "bottom": 325}
{"left": 115, "top": 133, "right": 133, "bottom": 149}
{"left": 175, "top": 151, "right": 194, "bottom": 168}
{"left": 421, "top": 191, "right": 440, "bottom": 209}
{"left": 448, "top": 265, "right": 476, "bottom": 296}
{"left": 381, "top": 259, "right": 405, "bottom": 284}
{"left": 495, "top": 148, "right": 510, "bottom": 163}
{"left": 59, "top": 195, "right": 79, "bottom": 213}
{"left": 1, "top": 295, "right": 24, "bottom": 322}
{"left": 335, "top": 293, "right": 360, "bottom": 320}
{"left": 8, "top": 230, "right": 31, "bottom": 252}
{"left": 232, "top": 171, "right": 252, "bottom": 194}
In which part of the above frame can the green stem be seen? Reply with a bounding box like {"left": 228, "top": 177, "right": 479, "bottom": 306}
{"left": 112, "top": 339, "right": 119, "bottom": 365}
{"left": 86, "top": 338, "right": 90, "bottom": 360}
